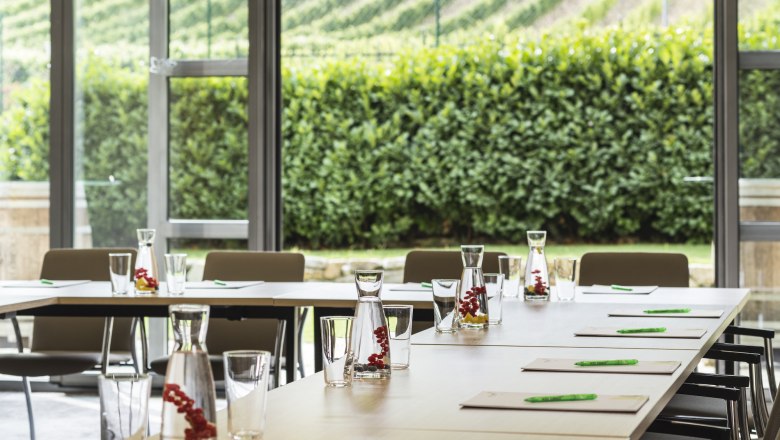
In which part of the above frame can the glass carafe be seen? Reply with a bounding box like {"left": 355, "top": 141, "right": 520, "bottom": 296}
{"left": 351, "top": 270, "right": 391, "bottom": 380}
{"left": 161, "top": 304, "right": 217, "bottom": 440}
{"left": 457, "top": 245, "right": 489, "bottom": 329}
{"left": 524, "top": 230, "right": 550, "bottom": 301}
{"left": 134, "top": 228, "right": 159, "bottom": 293}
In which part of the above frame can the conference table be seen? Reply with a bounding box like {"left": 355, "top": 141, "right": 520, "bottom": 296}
{"left": 0, "top": 281, "right": 752, "bottom": 439}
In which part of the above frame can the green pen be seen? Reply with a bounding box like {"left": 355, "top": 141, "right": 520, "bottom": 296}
{"left": 213, "top": 280, "right": 227, "bottom": 286}
{"left": 610, "top": 284, "right": 633, "bottom": 291}
{"left": 40, "top": 279, "right": 54, "bottom": 285}
{"left": 617, "top": 327, "right": 667, "bottom": 334}
{"left": 421, "top": 282, "right": 432, "bottom": 288}
{"left": 643, "top": 308, "right": 691, "bottom": 314}
{"left": 575, "top": 359, "right": 639, "bottom": 367}
{"left": 525, "top": 394, "right": 598, "bottom": 403}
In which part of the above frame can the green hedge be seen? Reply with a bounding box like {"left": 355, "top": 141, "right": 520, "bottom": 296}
{"left": 3, "top": 25, "right": 778, "bottom": 248}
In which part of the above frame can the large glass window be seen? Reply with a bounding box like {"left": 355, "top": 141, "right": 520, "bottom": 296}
{"left": 73, "top": 0, "right": 148, "bottom": 249}
{"left": 280, "top": 0, "right": 715, "bottom": 287}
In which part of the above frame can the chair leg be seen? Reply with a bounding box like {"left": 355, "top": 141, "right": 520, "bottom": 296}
{"left": 138, "top": 317, "right": 149, "bottom": 373}
{"left": 297, "top": 307, "right": 309, "bottom": 378}
{"left": 12, "top": 316, "right": 35, "bottom": 440}
{"left": 272, "top": 320, "right": 286, "bottom": 389}
{"left": 21, "top": 376, "right": 35, "bottom": 440}
{"left": 726, "top": 399, "right": 740, "bottom": 440}
{"left": 737, "top": 386, "right": 751, "bottom": 440}
{"left": 130, "top": 317, "right": 140, "bottom": 374}
{"left": 749, "top": 364, "right": 766, "bottom": 436}
{"left": 765, "top": 338, "right": 777, "bottom": 399}
{"left": 754, "top": 363, "right": 770, "bottom": 430}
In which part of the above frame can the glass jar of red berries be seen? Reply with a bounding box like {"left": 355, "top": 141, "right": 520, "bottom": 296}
{"left": 524, "top": 230, "right": 550, "bottom": 302}
{"left": 161, "top": 304, "right": 217, "bottom": 439}
{"left": 351, "top": 270, "right": 391, "bottom": 380}
{"left": 457, "top": 245, "right": 489, "bottom": 329}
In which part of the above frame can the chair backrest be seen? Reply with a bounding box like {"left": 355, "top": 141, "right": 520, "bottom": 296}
{"left": 402, "top": 250, "right": 507, "bottom": 283}
{"left": 578, "top": 252, "right": 690, "bottom": 287}
{"left": 202, "top": 251, "right": 305, "bottom": 354}
{"left": 203, "top": 251, "right": 305, "bottom": 282}
{"left": 32, "top": 248, "right": 137, "bottom": 353}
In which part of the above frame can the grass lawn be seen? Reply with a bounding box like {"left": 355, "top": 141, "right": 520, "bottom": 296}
{"left": 172, "top": 243, "right": 713, "bottom": 265}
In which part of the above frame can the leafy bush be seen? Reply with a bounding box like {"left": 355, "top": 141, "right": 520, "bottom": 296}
{"left": 8, "top": 25, "right": 779, "bottom": 248}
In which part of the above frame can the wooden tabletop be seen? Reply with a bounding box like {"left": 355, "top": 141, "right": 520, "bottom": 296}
{"left": 411, "top": 298, "right": 744, "bottom": 350}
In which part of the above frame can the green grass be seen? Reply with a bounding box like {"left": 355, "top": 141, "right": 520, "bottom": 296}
{"left": 171, "top": 243, "right": 713, "bottom": 265}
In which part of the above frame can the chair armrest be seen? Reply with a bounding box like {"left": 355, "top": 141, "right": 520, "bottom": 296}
{"left": 648, "top": 418, "right": 731, "bottom": 440}
{"left": 676, "top": 383, "right": 740, "bottom": 401}
{"left": 723, "top": 325, "right": 775, "bottom": 339}
{"left": 685, "top": 372, "right": 750, "bottom": 388}
{"left": 710, "top": 342, "right": 763, "bottom": 355}
{"left": 704, "top": 349, "right": 761, "bottom": 365}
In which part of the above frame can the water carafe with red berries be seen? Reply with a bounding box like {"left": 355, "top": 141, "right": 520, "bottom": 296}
{"left": 457, "top": 245, "right": 489, "bottom": 329}
{"left": 524, "top": 230, "right": 550, "bottom": 301}
{"left": 351, "top": 270, "right": 391, "bottom": 380}
{"left": 161, "top": 304, "right": 217, "bottom": 440}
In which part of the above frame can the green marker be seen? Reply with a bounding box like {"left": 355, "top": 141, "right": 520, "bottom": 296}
{"left": 40, "top": 279, "right": 54, "bottom": 285}
{"left": 575, "top": 359, "right": 639, "bottom": 367}
{"left": 610, "top": 284, "right": 633, "bottom": 291}
{"left": 525, "top": 394, "right": 598, "bottom": 403}
{"left": 617, "top": 327, "right": 667, "bottom": 334}
{"left": 214, "top": 280, "right": 227, "bottom": 286}
{"left": 421, "top": 282, "right": 432, "bottom": 288}
{"left": 643, "top": 308, "right": 691, "bottom": 314}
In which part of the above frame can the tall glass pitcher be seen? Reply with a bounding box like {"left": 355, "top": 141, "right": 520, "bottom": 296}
{"left": 351, "top": 270, "right": 391, "bottom": 380}
{"left": 161, "top": 304, "right": 217, "bottom": 440}
{"left": 457, "top": 245, "right": 489, "bottom": 329}
{"left": 524, "top": 230, "right": 550, "bottom": 301}
{"left": 134, "top": 228, "right": 159, "bottom": 293}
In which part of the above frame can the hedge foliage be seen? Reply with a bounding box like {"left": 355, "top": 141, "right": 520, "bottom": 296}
{"left": 3, "top": 25, "right": 779, "bottom": 248}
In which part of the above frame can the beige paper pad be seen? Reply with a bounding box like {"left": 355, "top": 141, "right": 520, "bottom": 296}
{"left": 185, "top": 281, "right": 264, "bottom": 289}
{"left": 581, "top": 285, "right": 658, "bottom": 295}
{"left": 522, "top": 358, "right": 680, "bottom": 374}
{"left": 575, "top": 327, "right": 706, "bottom": 339}
{"left": 608, "top": 309, "right": 723, "bottom": 318}
{"left": 460, "top": 392, "right": 648, "bottom": 413}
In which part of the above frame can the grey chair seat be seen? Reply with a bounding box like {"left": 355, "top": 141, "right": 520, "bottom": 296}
{"left": 0, "top": 351, "right": 133, "bottom": 377}
{"left": 149, "top": 354, "right": 282, "bottom": 381}
{"left": 662, "top": 394, "right": 728, "bottom": 418}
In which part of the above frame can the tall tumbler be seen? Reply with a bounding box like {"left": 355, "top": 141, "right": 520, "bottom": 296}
{"left": 224, "top": 350, "right": 272, "bottom": 440}
{"left": 321, "top": 316, "right": 354, "bottom": 387}
{"left": 98, "top": 373, "right": 152, "bottom": 440}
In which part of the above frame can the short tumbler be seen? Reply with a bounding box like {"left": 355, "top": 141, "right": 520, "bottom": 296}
{"left": 224, "top": 350, "right": 272, "bottom": 440}
{"left": 320, "top": 316, "right": 354, "bottom": 387}
{"left": 108, "top": 253, "right": 132, "bottom": 295}
{"left": 164, "top": 253, "right": 187, "bottom": 295}
{"left": 484, "top": 273, "right": 503, "bottom": 325}
{"left": 553, "top": 257, "right": 577, "bottom": 302}
{"left": 498, "top": 256, "right": 522, "bottom": 298}
{"left": 431, "top": 279, "right": 459, "bottom": 333}
{"left": 383, "top": 305, "right": 413, "bottom": 369}
{"left": 98, "top": 373, "right": 152, "bottom": 440}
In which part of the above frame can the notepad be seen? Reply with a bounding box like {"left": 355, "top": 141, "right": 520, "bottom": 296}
{"left": 581, "top": 285, "right": 658, "bottom": 295}
{"left": 460, "top": 391, "right": 648, "bottom": 413}
{"left": 522, "top": 358, "right": 681, "bottom": 374}
{"left": 0, "top": 280, "right": 91, "bottom": 288}
{"left": 388, "top": 284, "right": 432, "bottom": 292}
{"left": 184, "top": 281, "right": 264, "bottom": 289}
{"left": 575, "top": 327, "right": 706, "bottom": 339}
{"left": 609, "top": 309, "right": 723, "bottom": 318}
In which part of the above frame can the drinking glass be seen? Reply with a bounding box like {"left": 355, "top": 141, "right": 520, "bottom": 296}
{"left": 108, "top": 253, "right": 132, "bottom": 295}
{"left": 224, "top": 350, "right": 271, "bottom": 440}
{"left": 320, "top": 316, "right": 354, "bottom": 387}
{"left": 98, "top": 373, "right": 152, "bottom": 440}
{"left": 484, "top": 273, "right": 503, "bottom": 325}
{"left": 431, "top": 279, "right": 459, "bottom": 333}
{"left": 553, "top": 257, "right": 577, "bottom": 302}
{"left": 498, "top": 256, "right": 522, "bottom": 298}
{"left": 383, "top": 305, "right": 413, "bottom": 369}
{"left": 164, "top": 253, "right": 187, "bottom": 295}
